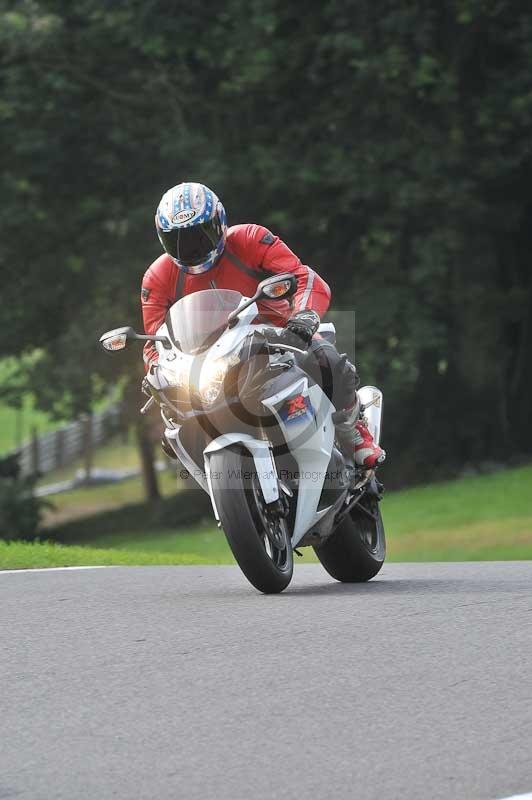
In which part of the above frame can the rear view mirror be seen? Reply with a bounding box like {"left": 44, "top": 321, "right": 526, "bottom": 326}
{"left": 227, "top": 273, "right": 298, "bottom": 326}
{"left": 99, "top": 326, "right": 172, "bottom": 352}
{"left": 258, "top": 273, "right": 297, "bottom": 300}
{"left": 99, "top": 326, "right": 136, "bottom": 352}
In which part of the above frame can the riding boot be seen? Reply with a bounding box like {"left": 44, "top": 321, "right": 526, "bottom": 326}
{"left": 335, "top": 397, "right": 386, "bottom": 469}
{"left": 306, "top": 342, "right": 385, "bottom": 468}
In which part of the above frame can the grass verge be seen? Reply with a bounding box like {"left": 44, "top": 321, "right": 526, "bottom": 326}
{"left": 382, "top": 463, "right": 532, "bottom": 561}
{"left": 1, "top": 463, "right": 531, "bottom": 570}
{"left": 0, "top": 539, "right": 231, "bottom": 569}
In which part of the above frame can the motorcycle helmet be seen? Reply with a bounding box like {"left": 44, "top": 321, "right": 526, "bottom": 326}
{"left": 155, "top": 181, "right": 227, "bottom": 274}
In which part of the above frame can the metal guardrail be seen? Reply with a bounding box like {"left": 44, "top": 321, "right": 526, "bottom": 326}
{"left": 2, "top": 405, "right": 122, "bottom": 478}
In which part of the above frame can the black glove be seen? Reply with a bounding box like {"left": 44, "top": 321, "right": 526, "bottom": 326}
{"left": 281, "top": 310, "right": 320, "bottom": 348}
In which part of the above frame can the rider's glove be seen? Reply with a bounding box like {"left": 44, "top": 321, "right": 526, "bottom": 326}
{"left": 281, "top": 310, "right": 320, "bottom": 348}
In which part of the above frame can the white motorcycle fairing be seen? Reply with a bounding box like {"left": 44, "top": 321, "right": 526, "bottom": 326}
{"left": 204, "top": 434, "right": 279, "bottom": 522}
{"left": 262, "top": 376, "right": 336, "bottom": 547}
{"left": 100, "top": 284, "right": 387, "bottom": 593}
{"left": 152, "top": 293, "right": 383, "bottom": 552}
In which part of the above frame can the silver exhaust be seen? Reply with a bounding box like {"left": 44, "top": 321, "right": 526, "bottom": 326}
{"left": 358, "top": 385, "right": 383, "bottom": 445}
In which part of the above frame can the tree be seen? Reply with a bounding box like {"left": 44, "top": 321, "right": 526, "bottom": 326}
{"left": 2, "top": 0, "right": 531, "bottom": 488}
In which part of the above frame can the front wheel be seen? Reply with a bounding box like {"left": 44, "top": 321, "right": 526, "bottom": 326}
{"left": 209, "top": 448, "right": 293, "bottom": 594}
{"left": 313, "top": 495, "right": 385, "bottom": 582}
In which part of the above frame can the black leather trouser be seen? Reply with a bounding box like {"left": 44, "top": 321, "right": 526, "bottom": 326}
{"left": 304, "top": 339, "right": 360, "bottom": 412}
{"left": 303, "top": 339, "right": 361, "bottom": 449}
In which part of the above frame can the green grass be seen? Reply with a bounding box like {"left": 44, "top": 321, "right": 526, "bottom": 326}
{"left": 77, "top": 522, "right": 230, "bottom": 557}
{"left": 56, "top": 463, "right": 532, "bottom": 563}
{"left": 0, "top": 539, "right": 230, "bottom": 569}
{"left": 1, "top": 463, "right": 531, "bottom": 570}
{"left": 382, "top": 463, "right": 532, "bottom": 561}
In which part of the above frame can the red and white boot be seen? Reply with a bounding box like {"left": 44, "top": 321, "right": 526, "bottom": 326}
{"left": 353, "top": 420, "right": 386, "bottom": 468}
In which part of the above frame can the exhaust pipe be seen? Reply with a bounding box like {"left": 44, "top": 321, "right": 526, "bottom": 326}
{"left": 358, "top": 385, "right": 383, "bottom": 445}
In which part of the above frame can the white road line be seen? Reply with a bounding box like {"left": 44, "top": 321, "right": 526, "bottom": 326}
{"left": 0, "top": 566, "right": 115, "bottom": 575}
{"left": 496, "top": 793, "right": 532, "bottom": 800}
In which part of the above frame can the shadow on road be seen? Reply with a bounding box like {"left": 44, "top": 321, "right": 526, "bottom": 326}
{"left": 282, "top": 575, "right": 530, "bottom": 598}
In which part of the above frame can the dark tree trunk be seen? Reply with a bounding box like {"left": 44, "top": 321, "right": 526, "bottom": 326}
{"left": 135, "top": 418, "right": 160, "bottom": 503}
{"left": 122, "top": 373, "right": 162, "bottom": 504}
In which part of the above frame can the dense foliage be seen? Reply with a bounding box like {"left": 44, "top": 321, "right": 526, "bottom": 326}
{"left": 0, "top": 472, "right": 49, "bottom": 540}
{"left": 2, "top": 0, "right": 531, "bottom": 484}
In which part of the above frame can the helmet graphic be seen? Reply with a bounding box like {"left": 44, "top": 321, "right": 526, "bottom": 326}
{"left": 155, "top": 182, "right": 227, "bottom": 275}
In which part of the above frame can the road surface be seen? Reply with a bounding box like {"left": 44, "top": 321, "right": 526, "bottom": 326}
{"left": 1, "top": 562, "right": 531, "bottom": 800}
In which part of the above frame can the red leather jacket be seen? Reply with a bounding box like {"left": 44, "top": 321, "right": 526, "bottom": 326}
{"left": 141, "top": 223, "right": 331, "bottom": 367}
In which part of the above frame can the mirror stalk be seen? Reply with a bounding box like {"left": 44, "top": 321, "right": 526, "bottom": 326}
{"left": 227, "top": 294, "right": 260, "bottom": 325}
{"left": 226, "top": 272, "right": 298, "bottom": 325}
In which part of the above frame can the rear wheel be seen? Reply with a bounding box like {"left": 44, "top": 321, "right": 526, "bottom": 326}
{"left": 210, "top": 448, "right": 293, "bottom": 594}
{"left": 313, "top": 496, "right": 385, "bottom": 582}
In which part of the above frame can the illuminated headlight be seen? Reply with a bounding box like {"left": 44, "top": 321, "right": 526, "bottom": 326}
{"left": 197, "top": 358, "right": 229, "bottom": 404}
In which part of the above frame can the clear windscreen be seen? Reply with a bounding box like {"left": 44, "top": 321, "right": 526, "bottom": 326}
{"left": 165, "top": 289, "right": 243, "bottom": 354}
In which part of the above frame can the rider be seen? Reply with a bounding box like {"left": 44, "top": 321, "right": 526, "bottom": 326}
{"left": 141, "top": 181, "right": 385, "bottom": 469}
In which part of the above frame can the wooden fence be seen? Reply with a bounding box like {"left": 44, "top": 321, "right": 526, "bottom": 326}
{"left": 6, "top": 405, "right": 122, "bottom": 478}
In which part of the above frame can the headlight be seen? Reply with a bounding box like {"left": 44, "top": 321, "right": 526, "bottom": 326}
{"left": 197, "top": 358, "right": 229, "bottom": 404}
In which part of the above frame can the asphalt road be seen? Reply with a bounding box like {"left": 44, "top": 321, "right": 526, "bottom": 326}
{"left": 1, "top": 562, "right": 532, "bottom": 800}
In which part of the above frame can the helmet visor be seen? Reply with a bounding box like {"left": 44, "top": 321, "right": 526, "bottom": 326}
{"left": 159, "top": 218, "right": 222, "bottom": 267}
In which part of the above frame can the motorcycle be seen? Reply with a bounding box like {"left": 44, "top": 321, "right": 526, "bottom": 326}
{"left": 100, "top": 273, "right": 386, "bottom": 593}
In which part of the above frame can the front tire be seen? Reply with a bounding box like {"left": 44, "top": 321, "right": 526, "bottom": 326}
{"left": 209, "top": 448, "right": 293, "bottom": 594}
{"left": 313, "top": 496, "right": 385, "bottom": 582}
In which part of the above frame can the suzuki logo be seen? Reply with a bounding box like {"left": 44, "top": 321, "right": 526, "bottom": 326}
{"left": 287, "top": 395, "right": 307, "bottom": 416}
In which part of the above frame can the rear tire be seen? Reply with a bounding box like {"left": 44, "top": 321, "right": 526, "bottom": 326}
{"left": 210, "top": 448, "right": 293, "bottom": 594}
{"left": 314, "top": 496, "right": 385, "bottom": 582}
